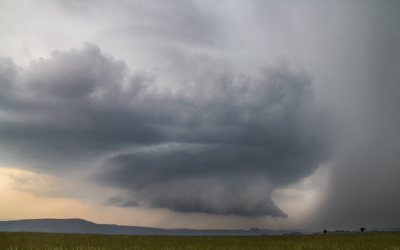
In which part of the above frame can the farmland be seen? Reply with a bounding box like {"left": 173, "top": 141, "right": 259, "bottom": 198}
{"left": 1, "top": 231, "right": 399, "bottom": 250}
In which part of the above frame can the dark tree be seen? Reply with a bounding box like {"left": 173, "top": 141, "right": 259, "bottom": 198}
{"left": 360, "top": 228, "right": 365, "bottom": 233}
{"left": 323, "top": 229, "right": 327, "bottom": 234}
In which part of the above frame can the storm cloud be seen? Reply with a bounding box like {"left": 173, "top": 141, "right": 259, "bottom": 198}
{"left": 0, "top": 44, "right": 333, "bottom": 217}
{"left": 2, "top": 0, "right": 400, "bottom": 230}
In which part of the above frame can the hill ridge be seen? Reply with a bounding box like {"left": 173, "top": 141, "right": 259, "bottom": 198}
{"left": 0, "top": 218, "right": 300, "bottom": 235}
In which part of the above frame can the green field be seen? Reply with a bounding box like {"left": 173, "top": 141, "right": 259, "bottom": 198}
{"left": 1, "top": 232, "right": 399, "bottom": 250}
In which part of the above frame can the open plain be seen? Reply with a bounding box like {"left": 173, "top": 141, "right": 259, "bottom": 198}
{"left": 1, "top": 232, "right": 399, "bottom": 250}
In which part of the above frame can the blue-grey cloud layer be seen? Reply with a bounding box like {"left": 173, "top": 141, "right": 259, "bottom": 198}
{"left": 0, "top": 44, "right": 333, "bottom": 217}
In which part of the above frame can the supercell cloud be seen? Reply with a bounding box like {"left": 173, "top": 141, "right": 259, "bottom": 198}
{"left": 0, "top": 44, "right": 333, "bottom": 217}
{"left": 2, "top": 0, "right": 400, "bottom": 229}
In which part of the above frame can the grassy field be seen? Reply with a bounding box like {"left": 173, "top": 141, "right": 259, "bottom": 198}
{"left": 0, "top": 232, "right": 399, "bottom": 250}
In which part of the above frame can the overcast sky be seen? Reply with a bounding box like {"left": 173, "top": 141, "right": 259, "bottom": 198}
{"left": 1, "top": 0, "right": 400, "bottom": 231}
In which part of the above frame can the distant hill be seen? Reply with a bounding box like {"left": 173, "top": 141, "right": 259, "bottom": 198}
{"left": 0, "top": 218, "right": 307, "bottom": 235}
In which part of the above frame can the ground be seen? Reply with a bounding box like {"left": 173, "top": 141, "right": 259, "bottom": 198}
{"left": 1, "top": 231, "right": 400, "bottom": 250}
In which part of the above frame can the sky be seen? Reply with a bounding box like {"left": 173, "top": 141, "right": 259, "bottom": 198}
{"left": 0, "top": 0, "right": 400, "bottom": 231}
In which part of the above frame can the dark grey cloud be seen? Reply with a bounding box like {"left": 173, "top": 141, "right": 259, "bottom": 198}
{"left": 103, "top": 195, "right": 139, "bottom": 208}
{"left": 0, "top": 44, "right": 333, "bottom": 217}
{"left": 94, "top": 146, "right": 318, "bottom": 217}
{"left": 0, "top": 45, "right": 164, "bottom": 169}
